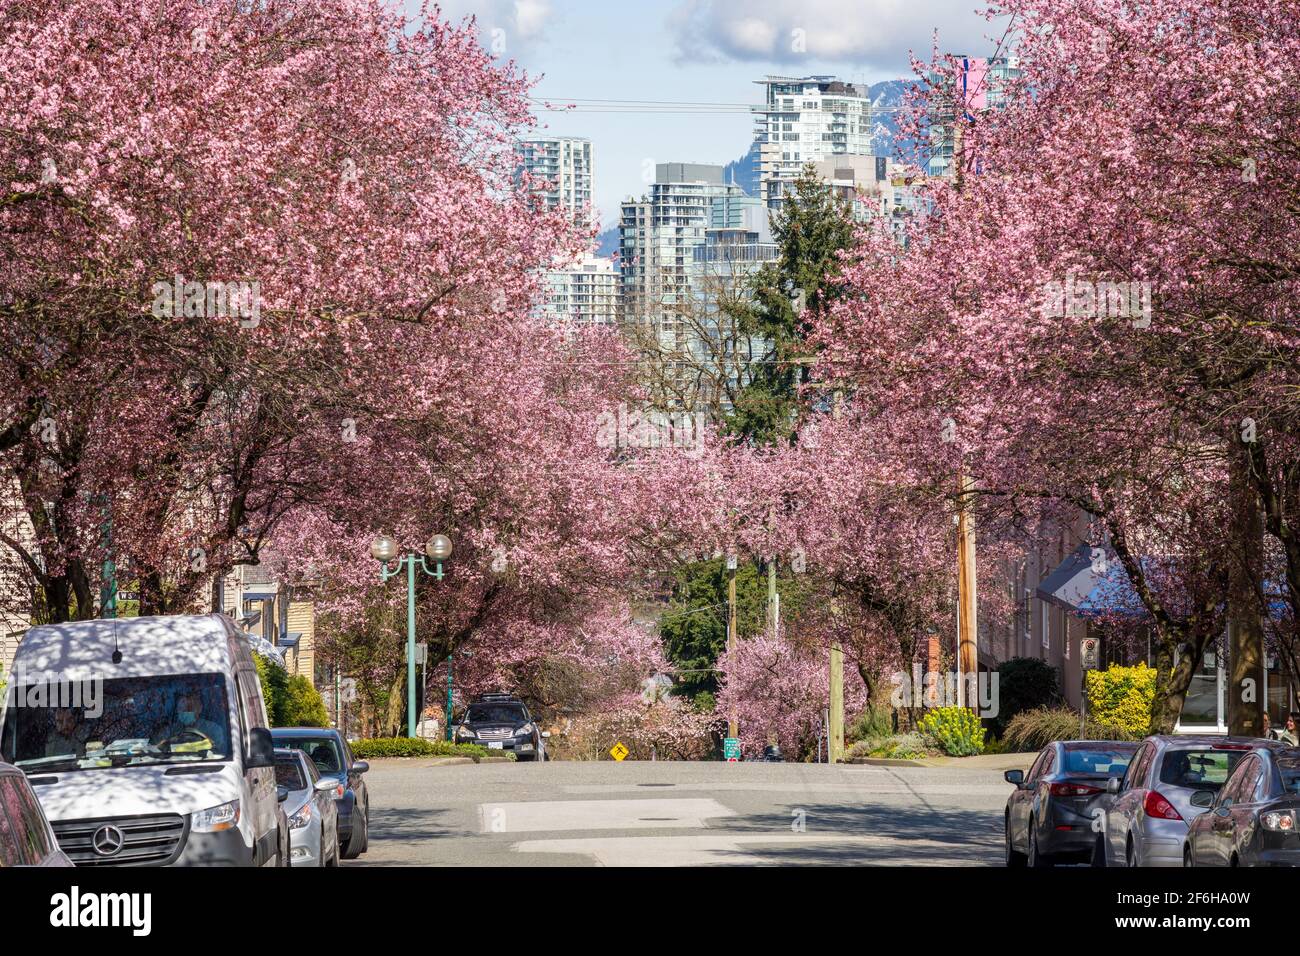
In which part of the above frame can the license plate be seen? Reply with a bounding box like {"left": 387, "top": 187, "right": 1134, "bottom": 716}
{"left": 488, "top": 741, "right": 503, "bottom": 749}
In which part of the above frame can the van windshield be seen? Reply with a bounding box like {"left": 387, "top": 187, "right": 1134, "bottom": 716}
{"left": 1, "top": 673, "right": 232, "bottom": 772}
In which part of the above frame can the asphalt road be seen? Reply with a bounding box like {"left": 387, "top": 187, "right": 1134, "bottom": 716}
{"left": 349, "top": 759, "right": 1012, "bottom": 866}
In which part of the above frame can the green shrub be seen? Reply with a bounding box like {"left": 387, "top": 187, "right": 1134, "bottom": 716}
{"left": 993, "top": 657, "right": 1060, "bottom": 736}
{"left": 348, "top": 737, "right": 504, "bottom": 761}
{"left": 859, "top": 732, "right": 934, "bottom": 760}
{"left": 253, "top": 654, "right": 330, "bottom": 727}
{"left": 1003, "top": 706, "right": 1138, "bottom": 752}
{"left": 1085, "top": 664, "right": 1155, "bottom": 738}
{"left": 282, "top": 674, "right": 329, "bottom": 727}
{"left": 847, "top": 704, "right": 894, "bottom": 744}
{"left": 920, "top": 706, "right": 985, "bottom": 756}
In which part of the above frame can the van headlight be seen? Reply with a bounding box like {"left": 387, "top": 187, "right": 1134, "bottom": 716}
{"left": 289, "top": 803, "right": 314, "bottom": 830}
{"left": 192, "top": 799, "right": 241, "bottom": 833}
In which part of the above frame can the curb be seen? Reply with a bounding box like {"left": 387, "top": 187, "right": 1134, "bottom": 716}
{"left": 849, "top": 757, "right": 929, "bottom": 767}
{"left": 363, "top": 755, "right": 517, "bottom": 766}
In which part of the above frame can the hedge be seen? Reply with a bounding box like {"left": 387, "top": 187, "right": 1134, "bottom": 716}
{"left": 348, "top": 737, "right": 504, "bottom": 761}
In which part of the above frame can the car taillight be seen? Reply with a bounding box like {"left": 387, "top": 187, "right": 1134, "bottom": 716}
{"left": 1143, "top": 790, "right": 1183, "bottom": 821}
{"left": 1261, "top": 810, "right": 1296, "bottom": 832}
{"left": 1050, "top": 782, "right": 1103, "bottom": 797}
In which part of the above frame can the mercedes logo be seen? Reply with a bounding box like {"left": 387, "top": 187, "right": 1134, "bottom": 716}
{"left": 91, "top": 825, "right": 125, "bottom": 856}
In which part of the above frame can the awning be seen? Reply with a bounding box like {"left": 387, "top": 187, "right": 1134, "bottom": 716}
{"left": 1037, "top": 546, "right": 1291, "bottom": 621}
{"left": 279, "top": 631, "right": 302, "bottom": 649}
{"left": 1035, "top": 543, "right": 1146, "bottom": 619}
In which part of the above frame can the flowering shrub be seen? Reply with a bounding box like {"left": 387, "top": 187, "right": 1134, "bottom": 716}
{"left": 549, "top": 701, "right": 720, "bottom": 761}
{"left": 919, "top": 706, "right": 985, "bottom": 757}
{"left": 1084, "top": 664, "right": 1155, "bottom": 738}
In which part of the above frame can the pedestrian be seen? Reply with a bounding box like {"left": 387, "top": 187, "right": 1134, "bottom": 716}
{"left": 1263, "top": 712, "right": 1274, "bottom": 740}
{"left": 1280, "top": 713, "right": 1299, "bottom": 747}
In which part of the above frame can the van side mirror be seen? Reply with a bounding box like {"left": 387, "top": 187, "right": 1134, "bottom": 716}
{"left": 247, "top": 728, "right": 276, "bottom": 769}
{"left": 1106, "top": 777, "right": 1121, "bottom": 794}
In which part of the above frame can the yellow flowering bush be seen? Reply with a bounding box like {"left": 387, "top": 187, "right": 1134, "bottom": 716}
{"left": 1084, "top": 664, "right": 1155, "bottom": 738}
{"left": 919, "top": 706, "right": 985, "bottom": 756}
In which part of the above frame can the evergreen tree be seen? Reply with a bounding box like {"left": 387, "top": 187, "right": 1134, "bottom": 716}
{"left": 726, "top": 165, "right": 857, "bottom": 445}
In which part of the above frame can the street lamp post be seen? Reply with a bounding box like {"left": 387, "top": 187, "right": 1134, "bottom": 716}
{"left": 371, "top": 533, "right": 453, "bottom": 739}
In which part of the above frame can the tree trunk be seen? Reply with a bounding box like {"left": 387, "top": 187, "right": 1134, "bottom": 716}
{"left": 1227, "top": 446, "right": 1265, "bottom": 736}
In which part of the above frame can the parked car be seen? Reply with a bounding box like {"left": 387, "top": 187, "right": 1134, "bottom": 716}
{"left": 0, "top": 761, "right": 72, "bottom": 866}
{"left": 1184, "top": 746, "right": 1300, "bottom": 866}
{"left": 274, "top": 748, "right": 340, "bottom": 867}
{"left": 1004, "top": 740, "right": 1139, "bottom": 867}
{"left": 271, "top": 727, "right": 369, "bottom": 858}
{"left": 0, "top": 614, "right": 288, "bottom": 866}
{"left": 453, "top": 693, "right": 550, "bottom": 761}
{"left": 1095, "top": 734, "right": 1289, "bottom": 867}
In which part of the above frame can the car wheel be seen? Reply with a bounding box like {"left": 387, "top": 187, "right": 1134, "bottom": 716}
{"left": 1183, "top": 845, "right": 1193, "bottom": 868}
{"left": 343, "top": 807, "right": 368, "bottom": 858}
{"left": 1005, "top": 815, "right": 1026, "bottom": 867}
{"left": 1028, "top": 819, "right": 1053, "bottom": 868}
{"left": 1126, "top": 838, "right": 1139, "bottom": 868}
{"left": 1229, "top": 853, "right": 1239, "bottom": 867}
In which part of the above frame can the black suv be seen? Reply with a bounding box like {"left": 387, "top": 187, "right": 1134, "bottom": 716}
{"left": 455, "top": 694, "right": 547, "bottom": 761}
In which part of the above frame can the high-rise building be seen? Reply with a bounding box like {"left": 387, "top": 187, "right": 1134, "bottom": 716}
{"left": 751, "top": 75, "right": 874, "bottom": 211}
{"left": 619, "top": 163, "right": 749, "bottom": 327}
{"left": 541, "top": 253, "right": 620, "bottom": 327}
{"left": 516, "top": 136, "right": 595, "bottom": 231}
{"left": 926, "top": 57, "right": 1022, "bottom": 178}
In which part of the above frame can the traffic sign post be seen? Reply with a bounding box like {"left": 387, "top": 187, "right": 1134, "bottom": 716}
{"left": 723, "top": 737, "right": 741, "bottom": 762}
{"left": 1080, "top": 637, "right": 1101, "bottom": 737}
{"left": 609, "top": 741, "right": 629, "bottom": 762}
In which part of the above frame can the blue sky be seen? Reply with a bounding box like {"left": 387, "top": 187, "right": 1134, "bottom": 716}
{"left": 413, "top": 1, "right": 1006, "bottom": 228}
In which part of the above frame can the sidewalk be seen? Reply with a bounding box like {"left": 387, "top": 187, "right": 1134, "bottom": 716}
{"left": 852, "top": 752, "right": 1036, "bottom": 771}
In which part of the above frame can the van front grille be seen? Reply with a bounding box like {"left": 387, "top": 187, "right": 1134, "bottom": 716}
{"left": 52, "top": 813, "right": 187, "bottom": 866}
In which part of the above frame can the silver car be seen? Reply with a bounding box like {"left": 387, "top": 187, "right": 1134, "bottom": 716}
{"left": 1096, "top": 735, "right": 1287, "bottom": 867}
{"left": 274, "top": 748, "right": 340, "bottom": 868}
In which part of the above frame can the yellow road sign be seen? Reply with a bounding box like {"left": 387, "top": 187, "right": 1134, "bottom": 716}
{"left": 609, "top": 741, "right": 629, "bottom": 761}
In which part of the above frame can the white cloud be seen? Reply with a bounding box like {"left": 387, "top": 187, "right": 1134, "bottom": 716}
{"left": 668, "top": 0, "right": 1004, "bottom": 70}
{"left": 424, "top": 0, "right": 556, "bottom": 52}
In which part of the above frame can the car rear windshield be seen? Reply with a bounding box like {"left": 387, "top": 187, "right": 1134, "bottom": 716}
{"left": 1277, "top": 756, "right": 1300, "bottom": 795}
{"left": 1, "top": 673, "right": 232, "bottom": 772}
{"left": 465, "top": 704, "right": 526, "bottom": 724}
{"left": 274, "top": 758, "right": 306, "bottom": 791}
{"left": 277, "top": 738, "right": 343, "bottom": 774}
{"left": 1063, "top": 747, "right": 1135, "bottom": 776}
{"left": 1159, "top": 748, "right": 1246, "bottom": 790}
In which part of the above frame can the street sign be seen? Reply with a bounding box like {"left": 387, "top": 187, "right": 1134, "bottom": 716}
{"left": 413, "top": 643, "right": 427, "bottom": 665}
{"left": 339, "top": 678, "right": 358, "bottom": 703}
{"left": 609, "top": 742, "right": 629, "bottom": 762}
{"left": 723, "top": 737, "right": 741, "bottom": 762}
{"left": 1081, "top": 638, "right": 1101, "bottom": 670}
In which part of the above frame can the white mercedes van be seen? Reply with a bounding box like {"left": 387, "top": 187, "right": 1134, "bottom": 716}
{"left": 0, "top": 613, "right": 287, "bottom": 866}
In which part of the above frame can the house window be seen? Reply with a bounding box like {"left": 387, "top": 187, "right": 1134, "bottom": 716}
{"left": 1041, "top": 602, "right": 1050, "bottom": 650}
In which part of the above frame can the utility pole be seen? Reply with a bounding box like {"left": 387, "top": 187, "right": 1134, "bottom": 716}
{"left": 727, "top": 553, "right": 738, "bottom": 739}
{"left": 767, "top": 558, "right": 778, "bottom": 637}
{"left": 956, "top": 471, "right": 978, "bottom": 709}
{"left": 828, "top": 390, "right": 845, "bottom": 762}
